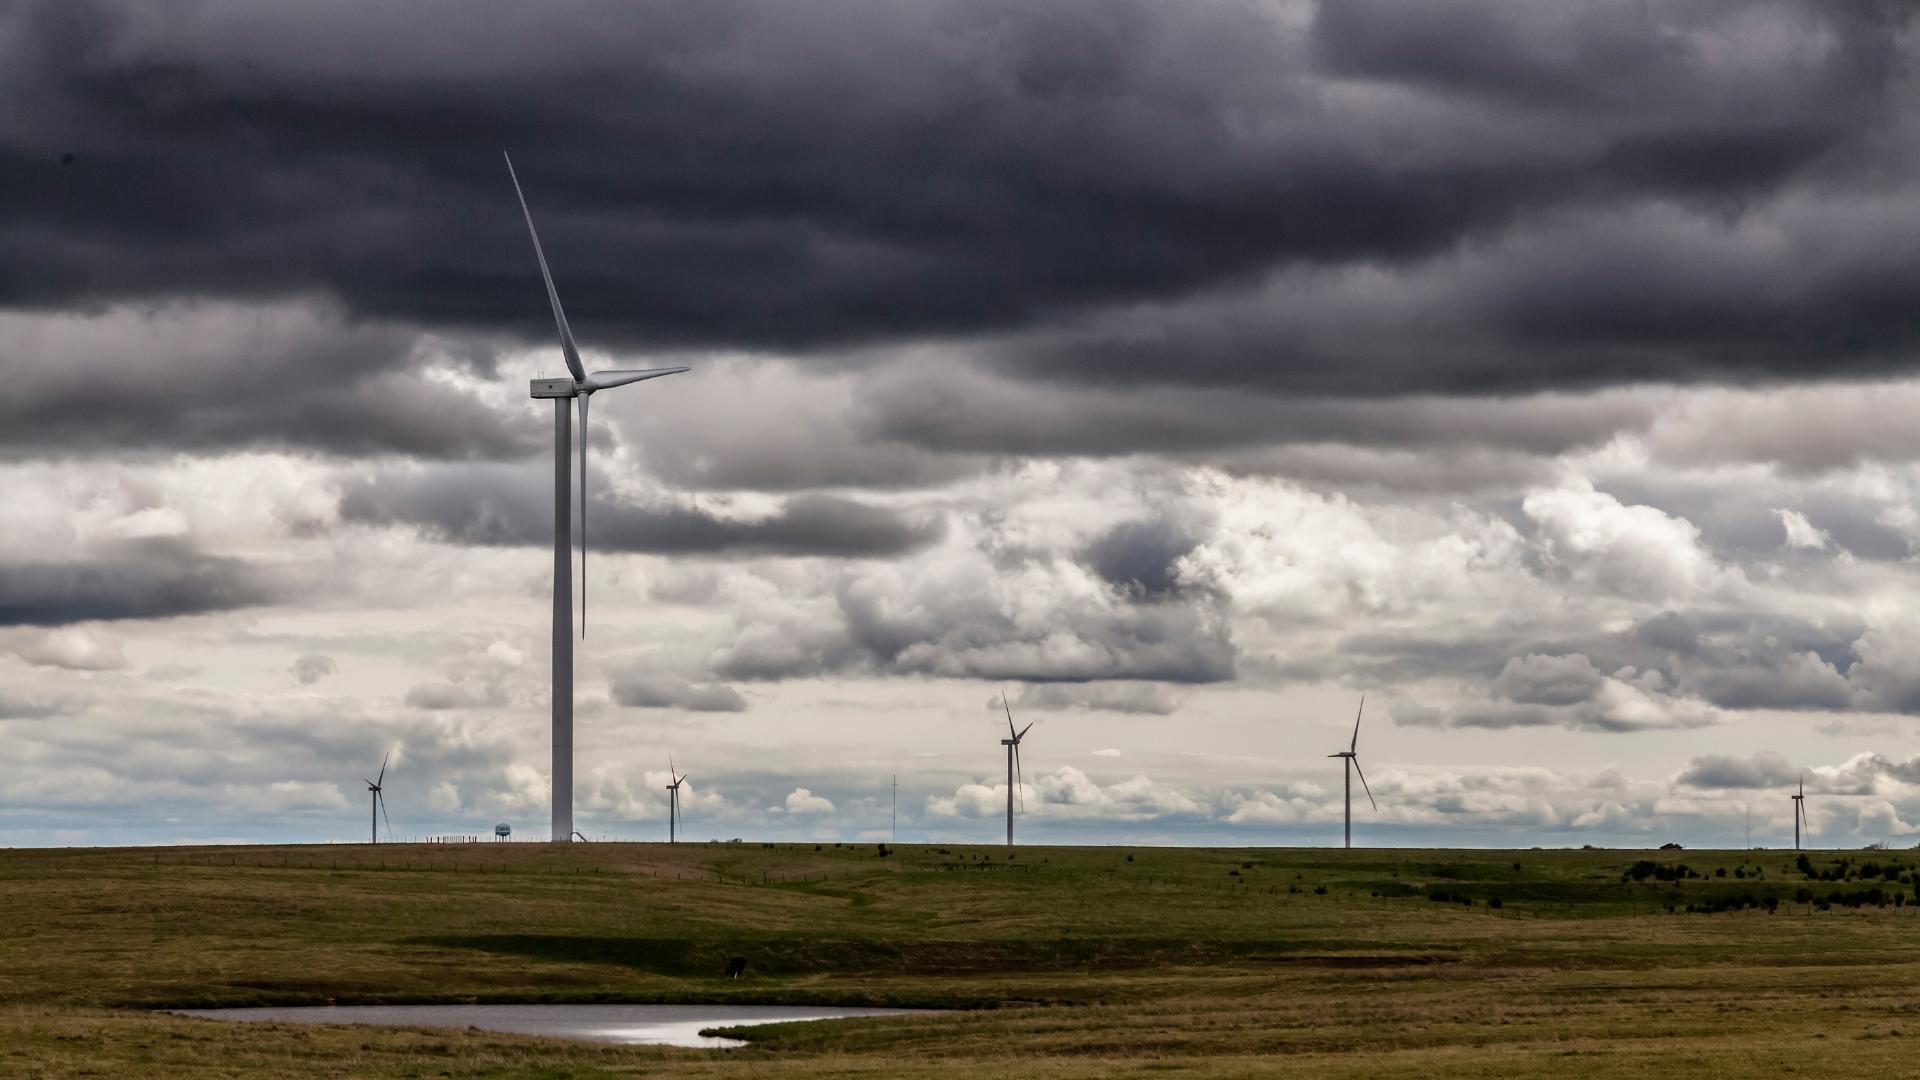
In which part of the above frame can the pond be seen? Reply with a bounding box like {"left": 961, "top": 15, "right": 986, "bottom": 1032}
{"left": 171, "top": 1003, "right": 927, "bottom": 1049}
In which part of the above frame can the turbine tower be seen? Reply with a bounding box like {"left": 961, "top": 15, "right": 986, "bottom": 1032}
{"left": 1327, "top": 697, "right": 1376, "bottom": 849}
{"left": 1792, "top": 776, "right": 1808, "bottom": 850}
{"left": 507, "top": 153, "right": 689, "bottom": 844}
{"left": 1000, "top": 692, "right": 1032, "bottom": 846}
{"left": 365, "top": 752, "right": 392, "bottom": 844}
{"left": 666, "top": 758, "right": 687, "bottom": 843}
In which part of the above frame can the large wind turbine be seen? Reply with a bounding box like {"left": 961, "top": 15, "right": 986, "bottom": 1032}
{"left": 666, "top": 758, "right": 687, "bottom": 844}
{"left": 365, "top": 752, "right": 393, "bottom": 844}
{"left": 1000, "top": 693, "right": 1033, "bottom": 846}
{"left": 1328, "top": 697, "right": 1376, "bottom": 849}
{"left": 507, "top": 153, "right": 688, "bottom": 844}
{"left": 1792, "top": 776, "right": 1808, "bottom": 850}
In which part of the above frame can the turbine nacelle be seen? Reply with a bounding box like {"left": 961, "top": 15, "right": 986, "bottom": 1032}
{"left": 529, "top": 367, "right": 691, "bottom": 399}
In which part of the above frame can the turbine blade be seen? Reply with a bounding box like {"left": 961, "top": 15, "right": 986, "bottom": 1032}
{"left": 579, "top": 391, "right": 588, "bottom": 639}
{"left": 378, "top": 790, "right": 393, "bottom": 840}
{"left": 581, "top": 367, "right": 690, "bottom": 392}
{"left": 1002, "top": 688, "right": 1017, "bottom": 738}
{"left": 1017, "top": 722, "right": 1033, "bottom": 741}
{"left": 1353, "top": 757, "right": 1377, "bottom": 811}
{"left": 1351, "top": 695, "right": 1364, "bottom": 753}
{"left": 377, "top": 751, "right": 388, "bottom": 787}
{"left": 1014, "top": 743, "right": 1024, "bottom": 814}
{"left": 504, "top": 152, "right": 585, "bottom": 383}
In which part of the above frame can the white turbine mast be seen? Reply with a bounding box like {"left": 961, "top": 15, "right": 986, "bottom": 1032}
{"left": 1328, "top": 696, "right": 1376, "bottom": 849}
{"left": 507, "top": 153, "right": 688, "bottom": 844}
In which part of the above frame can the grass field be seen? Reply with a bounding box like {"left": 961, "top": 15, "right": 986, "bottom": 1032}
{"left": 4, "top": 840, "right": 1917, "bottom": 1077}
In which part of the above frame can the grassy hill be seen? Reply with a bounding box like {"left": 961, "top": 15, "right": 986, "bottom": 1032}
{"left": 3, "top": 840, "right": 1916, "bottom": 1077}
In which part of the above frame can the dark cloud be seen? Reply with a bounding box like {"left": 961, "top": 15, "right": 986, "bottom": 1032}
{"left": 716, "top": 579, "right": 1237, "bottom": 684}
{"left": 1487, "top": 653, "right": 1605, "bottom": 706}
{"left": 610, "top": 674, "right": 748, "bottom": 712}
{"left": 1083, "top": 518, "right": 1199, "bottom": 599}
{"left": 289, "top": 654, "right": 336, "bottom": 685}
{"left": 0, "top": 302, "right": 533, "bottom": 458}
{"left": 1, "top": 0, "right": 1916, "bottom": 401}
{"left": 0, "top": 541, "right": 274, "bottom": 626}
{"left": 339, "top": 465, "right": 941, "bottom": 557}
{"left": 1674, "top": 751, "right": 1800, "bottom": 790}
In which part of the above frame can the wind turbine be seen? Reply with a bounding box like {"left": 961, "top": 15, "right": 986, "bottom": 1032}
{"left": 507, "top": 153, "right": 689, "bottom": 844}
{"left": 1000, "top": 692, "right": 1033, "bottom": 846}
{"left": 666, "top": 757, "right": 687, "bottom": 843}
{"left": 1793, "top": 775, "right": 1808, "bottom": 850}
{"left": 1328, "top": 697, "right": 1375, "bottom": 849}
{"left": 365, "top": 752, "right": 393, "bottom": 844}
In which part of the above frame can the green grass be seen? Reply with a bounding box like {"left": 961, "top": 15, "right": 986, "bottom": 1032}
{"left": 2, "top": 840, "right": 1914, "bottom": 1077}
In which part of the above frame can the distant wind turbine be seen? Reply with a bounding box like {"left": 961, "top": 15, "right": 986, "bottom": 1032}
{"left": 1793, "top": 776, "right": 1809, "bottom": 850}
{"left": 506, "top": 153, "right": 689, "bottom": 845}
{"left": 1001, "top": 692, "right": 1033, "bottom": 846}
{"left": 1328, "top": 697, "right": 1376, "bottom": 849}
{"left": 666, "top": 757, "right": 687, "bottom": 843}
{"left": 365, "top": 752, "right": 393, "bottom": 844}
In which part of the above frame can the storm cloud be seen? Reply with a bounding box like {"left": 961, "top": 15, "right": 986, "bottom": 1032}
{"left": 340, "top": 464, "right": 942, "bottom": 557}
{"left": 0, "top": 541, "right": 274, "bottom": 626}
{"left": 3, "top": 0, "right": 1919, "bottom": 400}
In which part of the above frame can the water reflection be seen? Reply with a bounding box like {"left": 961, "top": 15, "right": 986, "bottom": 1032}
{"left": 172, "top": 1003, "right": 925, "bottom": 1048}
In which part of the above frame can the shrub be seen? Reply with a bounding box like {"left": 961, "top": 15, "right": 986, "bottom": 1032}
{"left": 1660, "top": 842, "right": 1684, "bottom": 850}
{"left": 1313, "top": 885, "right": 1328, "bottom": 895}
{"left": 1488, "top": 896, "right": 1503, "bottom": 909}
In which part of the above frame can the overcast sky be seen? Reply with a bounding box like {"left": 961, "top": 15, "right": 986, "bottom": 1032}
{"left": 6, "top": 0, "right": 1920, "bottom": 849}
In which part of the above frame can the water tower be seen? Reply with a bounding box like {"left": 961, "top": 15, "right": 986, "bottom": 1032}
{"left": 494, "top": 823, "right": 511, "bottom": 841}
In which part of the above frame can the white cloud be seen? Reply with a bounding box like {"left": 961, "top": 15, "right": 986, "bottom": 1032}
{"left": 6, "top": 626, "right": 129, "bottom": 671}
{"left": 926, "top": 767, "right": 1200, "bottom": 823}
{"left": 784, "top": 788, "right": 835, "bottom": 814}
{"left": 1855, "top": 801, "right": 1920, "bottom": 838}
{"left": 1776, "top": 509, "right": 1830, "bottom": 550}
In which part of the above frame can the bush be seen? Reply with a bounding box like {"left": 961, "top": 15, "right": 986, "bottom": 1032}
{"left": 1660, "top": 842, "right": 1684, "bottom": 850}
{"left": 1313, "top": 885, "right": 1328, "bottom": 895}
{"left": 1488, "top": 896, "right": 1503, "bottom": 909}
